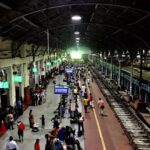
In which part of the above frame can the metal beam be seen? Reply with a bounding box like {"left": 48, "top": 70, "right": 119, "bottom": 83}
{"left": 10, "top": 3, "right": 149, "bottom": 23}
{"left": 48, "top": 22, "right": 150, "bottom": 48}
{"left": 22, "top": 17, "right": 40, "bottom": 28}
{"left": 128, "top": 14, "right": 150, "bottom": 26}
{"left": 0, "top": 3, "right": 12, "bottom": 10}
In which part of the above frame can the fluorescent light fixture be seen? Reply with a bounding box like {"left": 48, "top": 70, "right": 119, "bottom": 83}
{"left": 76, "top": 37, "right": 80, "bottom": 40}
{"left": 76, "top": 40, "right": 79, "bottom": 43}
{"left": 74, "top": 31, "right": 80, "bottom": 35}
{"left": 70, "top": 52, "right": 82, "bottom": 59}
{"left": 72, "top": 15, "right": 82, "bottom": 21}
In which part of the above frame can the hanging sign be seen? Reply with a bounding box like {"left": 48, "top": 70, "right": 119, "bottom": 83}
{"left": 46, "top": 62, "right": 51, "bottom": 66}
{"left": 65, "top": 69, "right": 73, "bottom": 74}
{"left": 32, "top": 68, "right": 38, "bottom": 73}
{"left": 54, "top": 85, "right": 68, "bottom": 94}
{"left": 13, "top": 75, "right": 22, "bottom": 83}
{"left": 0, "top": 81, "right": 9, "bottom": 89}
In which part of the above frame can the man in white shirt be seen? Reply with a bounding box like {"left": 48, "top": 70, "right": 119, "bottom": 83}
{"left": 81, "top": 84, "right": 86, "bottom": 97}
{"left": 6, "top": 136, "right": 18, "bottom": 150}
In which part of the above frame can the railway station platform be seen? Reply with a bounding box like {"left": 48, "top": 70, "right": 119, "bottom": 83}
{"left": 0, "top": 72, "right": 133, "bottom": 150}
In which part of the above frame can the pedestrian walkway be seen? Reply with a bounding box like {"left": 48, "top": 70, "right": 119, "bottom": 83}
{"left": 0, "top": 74, "right": 84, "bottom": 150}
{"left": 83, "top": 79, "right": 133, "bottom": 150}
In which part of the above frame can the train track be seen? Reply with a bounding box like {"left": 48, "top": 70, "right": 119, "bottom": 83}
{"left": 90, "top": 68, "right": 150, "bottom": 150}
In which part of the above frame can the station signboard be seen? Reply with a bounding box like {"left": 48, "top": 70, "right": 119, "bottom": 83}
{"left": 65, "top": 69, "right": 73, "bottom": 74}
{"left": 32, "top": 68, "right": 38, "bottom": 73}
{"left": 46, "top": 62, "right": 51, "bottom": 66}
{"left": 54, "top": 85, "right": 68, "bottom": 94}
{"left": 0, "top": 81, "right": 9, "bottom": 89}
{"left": 13, "top": 75, "right": 22, "bottom": 83}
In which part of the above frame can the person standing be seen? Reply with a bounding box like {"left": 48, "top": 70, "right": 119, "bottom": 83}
{"left": 34, "top": 139, "right": 40, "bottom": 150}
{"left": 97, "top": 98, "right": 105, "bottom": 116}
{"left": 81, "top": 84, "right": 86, "bottom": 98}
{"left": 29, "top": 109, "right": 35, "bottom": 128}
{"left": 7, "top": 112, "right": 14, "bottom": 130}
{"left": 6, "top": 136, "right": 18, "bottom": 150}
{"left": 78, "top": 113, "right": 84, "bottom": 135}
{"left": 17, "top": 121, "right": 25, "bottom": 142}
{"left": 41, "top": 115, "right": 45, "bottom": 128}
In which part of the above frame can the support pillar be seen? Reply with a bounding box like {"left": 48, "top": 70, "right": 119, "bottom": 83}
{"left": 118, "top": 60, "right": 121, "bottom": 87}
{"left": 129, "top": 60, "right": 133, "bottom": 94}
{"left": 9, "top": 66, "right": 16, "bottom": 106}
{"left": 110, "top": 56, "right": 113, "bottom": 79}
{"left": 20, "top": 64, "right": 24, "bottom": 99}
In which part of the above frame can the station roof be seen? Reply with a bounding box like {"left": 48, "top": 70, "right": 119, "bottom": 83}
{"left": 0, "top": 0, "right": 150, "bottom": 57}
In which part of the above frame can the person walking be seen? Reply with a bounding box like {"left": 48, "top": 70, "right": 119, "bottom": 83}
{"left": 17, "top": 121, "right": 25, "bottom": 142}
{"left": 34, "top": 139, "right": 40, "bottom": 150}
{"left": 83, "top": 98, "right": 89, "bottom": 113}
{"left": 89, "top": 93, "right": 93, "bottom": 108}
{"left": 6, "top": 136, "right": 19, "bottom": 150}
{"left": 29, "top": 109, "right": 35, "bottom": 128}
{"left": 97, "top": 98, "right": 105, "bottom": 116}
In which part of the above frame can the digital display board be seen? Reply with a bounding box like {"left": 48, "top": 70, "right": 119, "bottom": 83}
{"left": 0, "top": 81, "right": 9, "bottom": 89}
{"left": 13, "top": 75, "right": 22, "bottom": 83}
{"left": 54, "top": 85, "right": 68, "bottom": 94}
{"left": 65, "top": 69, "right": 73, "bottom": 74}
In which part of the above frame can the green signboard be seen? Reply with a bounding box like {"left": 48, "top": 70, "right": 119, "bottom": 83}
{"left": 32, "top": 68, "right": 38, "bottom": 73}
{"left": 13, "top": 75, "right": 22, "bottom": 83}
{"left": 0, "top": 81, "right": 9, "bottom": 89}
{"left": 46, "top": 62, "right": 51, "bottom": 66}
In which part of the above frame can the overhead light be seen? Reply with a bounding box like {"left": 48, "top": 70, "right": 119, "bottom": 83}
{"left": 76, "top": 40, "right": 79, "bottom": 43}
{"left": 76, "top": 37, "right": 80, "bottom": 40}
{"left": 74, "top": 31, "right": 80, "bottom": 35}
{"left": 72, "top": 15, "right": 82, "bottom": 21}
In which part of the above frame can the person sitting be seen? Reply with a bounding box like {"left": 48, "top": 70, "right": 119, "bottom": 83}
{"left": 65, "top": 126, "right": 82, "bottom": 150}
{"left": 57, "top": 127, "right": 66, "bottom": 141}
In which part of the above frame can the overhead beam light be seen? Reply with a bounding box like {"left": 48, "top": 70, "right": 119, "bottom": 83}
{"left": 76, "top": 37, "right": 80, "bottom": 40}
{"left": 72, "top": 15, "right": 82, "bottom": 21}
{"left": 74, "top": 31, "right": 80, "bottom": 35}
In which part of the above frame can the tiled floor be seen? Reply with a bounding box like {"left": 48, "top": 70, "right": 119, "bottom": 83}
{"left": 0, "top": 75, "right": 84, "bottom": 150}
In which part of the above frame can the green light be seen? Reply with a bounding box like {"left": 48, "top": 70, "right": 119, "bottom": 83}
{"left": 13, "top": 75, "right": 22, "bottom": 83}
{"left": 0, "top": 81, "right": 9, "bottom": 89}
{"left": 54, "top": 60, "right": 57, "bottom": 63}
{"left": 46, "top": 62, "right": 51, "bottom": 66}
{"left": 32, "top": 68, "right": 38, "bottom": 73}
{"left": 70, "top": 52, "right": 82, "bottom": 59}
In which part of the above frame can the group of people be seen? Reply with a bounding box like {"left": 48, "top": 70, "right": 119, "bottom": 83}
{"left": 31, "top": 89, "right": 46, "bottom": 106}
{"left": 4, "top": 62, "right": 106, "bottom": 150}
{"left": 6, "top": 121, "right": 25, "bottom": 150}
{"left": 76, "top": 66, "right": 105, "bottom": 116}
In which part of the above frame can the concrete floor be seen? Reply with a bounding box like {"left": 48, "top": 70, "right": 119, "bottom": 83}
{"left": 0, "top": 75, "right": 84, "bottom": 150}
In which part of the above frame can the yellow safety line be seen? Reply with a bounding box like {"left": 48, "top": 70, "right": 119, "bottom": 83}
{"left": 87, "top": 85, "right": 107, "bottom": 150}
{"left": 93, "top": 108, "right": 107, "bottom": 150}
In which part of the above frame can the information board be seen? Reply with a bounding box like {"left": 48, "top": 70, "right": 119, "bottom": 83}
{"left": 13, "top": 75, "right": 22, "bottom": 83}
{"left": 65, "top": 69, "right": 73, "bottom": 74}
{"left": 46, "top": 62, "right": 51, "bottom": 66}
{"left": 32, "top": 68, "right": 38, "bottom": 73}
{"left": 0, "top": 81, "right": 9, "bottom": 89}
{"left": 54, "top": 85, "right": 68, "bottom": 94}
